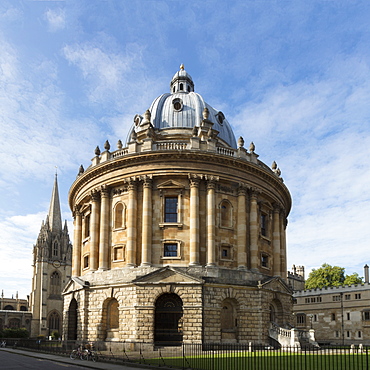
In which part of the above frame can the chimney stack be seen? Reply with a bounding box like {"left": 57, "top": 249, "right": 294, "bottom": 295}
{"left": 364, "top": 264, "right": 369, "bottom": 283}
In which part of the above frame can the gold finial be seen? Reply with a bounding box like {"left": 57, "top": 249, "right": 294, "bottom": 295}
{"left": 180, "top": 64, "right": 185, "bottom": 70}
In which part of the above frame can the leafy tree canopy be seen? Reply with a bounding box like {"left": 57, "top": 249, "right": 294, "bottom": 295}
{"left": 305, "top": 263, "right": 363, "bottom": 289}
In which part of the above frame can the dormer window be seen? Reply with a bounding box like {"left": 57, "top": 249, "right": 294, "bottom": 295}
{"left": 172, "top": 98, "right": 183, "bottom": 112}
{"left": 216, "top": 111, "right": 225, "bottom": 125}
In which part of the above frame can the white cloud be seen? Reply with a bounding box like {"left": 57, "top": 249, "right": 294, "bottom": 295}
{"left": 0, "top": 212, "right": 45, "bottom": 298}
{"left": 45, "top": 8, "right": 65, "bottom": 32}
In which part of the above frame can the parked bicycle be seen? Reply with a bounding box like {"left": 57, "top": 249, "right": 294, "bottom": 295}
{"left": 70, "top": 345, "right": 85, "bottom": 360}
{"left": 82, "top": 348, "right": 98, "bottom": 362}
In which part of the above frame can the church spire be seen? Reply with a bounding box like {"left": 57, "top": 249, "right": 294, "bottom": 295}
{"left": 48, "top": 173, "right": 63, "bottom": 232}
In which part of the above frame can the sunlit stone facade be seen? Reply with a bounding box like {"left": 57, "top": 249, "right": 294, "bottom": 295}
{"left": 63, "top": 66, "right": 293, "bottom": 345}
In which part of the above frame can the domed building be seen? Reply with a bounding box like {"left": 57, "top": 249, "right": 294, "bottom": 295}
{"left": 63, "top": 65, "right": 293, "bottom": 345}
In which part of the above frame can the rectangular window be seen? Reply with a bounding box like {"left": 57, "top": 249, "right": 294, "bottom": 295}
{"left": 358, "top": 331, "right": 362, "bottom": 338}
{"left": 83, "top": 255, "right": 89, "bottom": 269}
{"left": 113, "top": 246, "right": 124, "bottom": 261}
{"left": 261, "top": 254, "right": 269, "bottom": 268}
{"left": 314, "top": 314, "right": 318, "bottom": 322}
{"left": 347, "top": 331, "right": 350, "bottom": 338}
{"left": 311, "top": 297, "right": 316, "bottom": 303}
{"left": 305, "top": 298, "right": 310, "bottom": 304}
{"left": 363, "top": 311, "right": 370, "bottom": 321}
{"left": 347, "top": 312, "right": 350, "bottom": 320}
{"left": 84, "top": 214, "right": 90, "bottom": 238}
{"left": 355, "top": 293, "right": 362, "bottom": 300}
{"left": 333, "top": 295, "right": 341, "bottom": 301}
{"left": 317, "top": 297, "right": 322, "bottom": 302}
{"left": 260, "top": 214, "right": 267, "bottom": 236}
{"left": 345, "top": 294, "right": 351, "bottom": 300}
{"left": 164, "top": 197, "right": 178, "bottom": 223}
{"left": 332, "top": 313, "right": 336, "bottom": 321}
{"left": 164, "top": 243, "right": 178, "bottom": 257}
{"left": 335, "top": 331, "right": 339, "bottom": 338}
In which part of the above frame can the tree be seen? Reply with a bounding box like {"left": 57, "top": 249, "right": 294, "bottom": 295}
{"left": 343, "top": 272, "right": 363, "bottom": 286}
{"left": 305, "top": 263, "right": 363, "bottom": 289}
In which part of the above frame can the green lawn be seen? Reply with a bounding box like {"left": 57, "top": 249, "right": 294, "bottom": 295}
{"left": 143, "top": 351, "right": 370, "bottom": 370}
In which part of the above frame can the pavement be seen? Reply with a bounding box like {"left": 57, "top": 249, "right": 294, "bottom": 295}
{"left": 0, "top": 347, "right": 164, "bottom": 370}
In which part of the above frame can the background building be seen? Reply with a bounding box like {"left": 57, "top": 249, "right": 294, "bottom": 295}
{"left": 293, "top": 265, "right": 370, "bottom": 345}
{"left": 0, "top": 292, "right": 31, "bottom": 333}
{"left": 63, "top": 66, "right": 293, "bottom": 345}
{"left": 29, "top": 175, "right": 72, "bottom": 338}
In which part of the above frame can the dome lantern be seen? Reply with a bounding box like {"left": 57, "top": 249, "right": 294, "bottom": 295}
{"left": 170, "top": 64, "right": 194, "bottom": 94}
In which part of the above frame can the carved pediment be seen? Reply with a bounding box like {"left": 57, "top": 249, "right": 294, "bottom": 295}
{"left": 260, "top": 277, "right": 292, "bottom": 294}
{"left": 133, "top": 267, "right": 203, "bottom": 285}
{"left": 62, "top": 277, "right": 90, "bottom": 294}
{"left": 157, "top": 180, "right": 184, "bottom": 189}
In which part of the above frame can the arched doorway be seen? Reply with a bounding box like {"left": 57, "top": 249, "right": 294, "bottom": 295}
{"left": 220, "top": 298, "right": 238, "bottom": 342}
{"left": 67, "top": 299, "right": 78, "bottom": 340}
{"left": 154, "top": 293, "right": 183, "bottom": 346}
{"left": 270, "top": 299, "right": 283, "bottom": 326}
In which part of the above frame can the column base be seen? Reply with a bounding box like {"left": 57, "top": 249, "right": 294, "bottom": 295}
{"left": 140, "top": 263, "right": 152, "bottom": 267}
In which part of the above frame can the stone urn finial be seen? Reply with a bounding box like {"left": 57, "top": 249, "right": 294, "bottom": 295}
{"left": 104, "top": 140, "right": 110, "bottom": 151}
{"left": 117, "top": 140, "right": 122, "bottom": 150}
{"left": 249, "top": 141, "right": 255, "bottom": 152}
{"left": 131, "top": 130, "right": 137, "bottom": 141}
{"left": 78, "top": 164, "right": 84, "bottom": 175}
{"left": 238, "top": 136, "right": 244, "bottom": 148}
{"left": 203, "top": 107, "right": 209, "bottom": 120}
{"left": 95, "top": 146, "right": 101, "bottom": 156}
{"left": 144, "top": 109, "right": 151, "bottom": 123}
{"left": 272, "top": 161, "right": 277, "bottom": 170}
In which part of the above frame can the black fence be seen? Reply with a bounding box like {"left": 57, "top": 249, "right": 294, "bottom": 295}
{"left": 4, "top": 339, "right": 370, "bottom": 370}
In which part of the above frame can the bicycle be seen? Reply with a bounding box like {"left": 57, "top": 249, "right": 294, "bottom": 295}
{"left": 82, "top": 348, "right": 98, "bottom": 362}
{"left": 70, "top": 345, "right": 85, "bottom": 360}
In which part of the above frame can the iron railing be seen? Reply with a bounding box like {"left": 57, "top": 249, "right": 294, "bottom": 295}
{"left": 4, "top": 339, "right": 370, "bottom": 370}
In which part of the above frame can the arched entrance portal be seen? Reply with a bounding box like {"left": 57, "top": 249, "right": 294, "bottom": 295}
{"left": 154, "top": 293, "right": 183, "bottom": 346}
{"left": 67, "top": 299, "right": 78, "bottom": 340}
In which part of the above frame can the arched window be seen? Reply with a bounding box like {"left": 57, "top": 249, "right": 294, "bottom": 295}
{"left": 4, "top": 305, "right": 14, "bottom": 310}
{"left": 50, "top": 271, "right": 61, "bottom": 296}
{"left": 220, "top": 200, "right": 232, "bottom": 228}
{"left": 179, "top": 83, "right": 183, "bottom": 91}
{"left": 9, "top": 318, "right": 20, "bottom": 329}
{"left": 20, "top": 306, "right": 27, "bottom": 311}
{"left": 107, "top": 299, "right": 119, "bottom": 329}
{"left": 53, "top": 240, "right": 59, "bottom": 257}
{"left": 48, "top": 311, "right": 61, "bottom": 333}
{"left": 114, "top": 202, "right": 126, "bottom": 229}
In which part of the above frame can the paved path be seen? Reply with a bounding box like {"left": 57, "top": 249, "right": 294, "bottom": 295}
{"left": 0, "top": 347, "right": 160, "bottom": 370}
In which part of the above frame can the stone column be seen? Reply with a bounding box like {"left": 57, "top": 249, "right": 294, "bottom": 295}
{"left": 141, "top": 176, "right": 152, "bottom": 266}
{"left": 249, "top": 190, "right": 259, "bottom": 270}
{"left": 280, "top": 211, "right": 287, "bottom": 281}
{"left": 126, "top": 179, "right": 137, "bottom": 267}
{"left": 72, "top": 207, "right": 82, "bottom": 276}
{"left": 237, "top": 185, "right": 247, "bottom": 269}
{"left": 90, "top": 190, "right": 100, "bottom": 271}
{"left": 189, "top": 175, "right": 200, "bottom": 266}
{"left": 206, "top": 178, "right": 216, "bottom": 266}
{"left": 98, "top": 186, "right": 110, "bottom": 271}
{"left": 273, "top": 205, "right": 281, "bottom": 276}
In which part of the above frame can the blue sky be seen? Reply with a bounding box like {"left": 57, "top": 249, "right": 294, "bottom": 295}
{"left": 1, "top": 0, "right": 370, "bottom": 298}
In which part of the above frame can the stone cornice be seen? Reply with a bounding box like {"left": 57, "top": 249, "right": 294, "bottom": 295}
{"left": 69, "top": 150, "right": 291, "bottom": 213}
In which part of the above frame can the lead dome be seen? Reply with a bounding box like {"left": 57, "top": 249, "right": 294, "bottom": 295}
{"left": 127, "top": 64, "right": 237, "bottom": 148}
